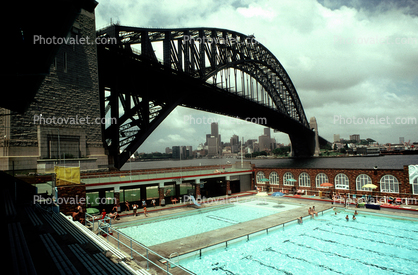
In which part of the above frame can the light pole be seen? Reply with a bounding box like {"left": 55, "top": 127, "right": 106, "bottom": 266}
{"left": 241, "top": 137, "right": 244, "bottom": 168}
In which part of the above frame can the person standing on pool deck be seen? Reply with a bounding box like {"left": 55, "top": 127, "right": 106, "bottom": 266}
{"left": 143, "top": 206, "right": 148, "bottom": 217}
{"left": 132, "top": 203, "right": 138, "bottom": 217}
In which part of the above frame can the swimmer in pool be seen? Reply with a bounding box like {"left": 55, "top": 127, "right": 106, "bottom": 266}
{"left": 345, "top": 215, "right": 349, "bottom": 221}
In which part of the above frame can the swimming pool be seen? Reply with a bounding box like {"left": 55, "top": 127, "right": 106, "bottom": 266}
{"left": 116, "top": 200, "right": 301, "bottom": 246}
{"left": 178, "top": 209, "right": 418, "bottom": 275}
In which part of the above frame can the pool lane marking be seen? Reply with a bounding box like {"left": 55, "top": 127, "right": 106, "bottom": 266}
{"left": 117, "top": 204, "right": 234, "bottom": 228}
{"left": 338, "top": 219, "right": 418, "bottom": 234}
{"left": 286, "top": 241, "right": 409, "bottom": 275}
{"left": 211, "top": 262, "right": 236, "bottom": 275}
{"left": 329, "top": 213, "right": 418, "bottom": 233}
{"left": 206, "top": 215, "right": 239, "bottom": 224}
{"left": 299, "top": 233, "right": 418, "bottom": 265}
{"left": 314, "top": 227, "right": 418, "bottom": 252}
{"left": 263, "top": 247, "right": 346, "bottom": 275}
{"left": 324, "top": 222, "right": 418, "bottom": 242}
{"left": 241, "top": 255, "right": 293, "bottom": 275}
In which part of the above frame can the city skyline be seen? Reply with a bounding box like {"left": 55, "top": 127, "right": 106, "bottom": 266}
{"left": 95, "top": 0, "right": 418, "bottom": 153}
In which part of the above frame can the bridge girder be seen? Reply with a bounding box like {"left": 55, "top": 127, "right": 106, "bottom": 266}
{"left": 97, "top": 25, "right": 327, "bottom": 169}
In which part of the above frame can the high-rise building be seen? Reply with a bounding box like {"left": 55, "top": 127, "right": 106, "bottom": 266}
{"left": 264, "top": 128, "right": 271, "bottom": 137}
{"left": 186, "top": 146, "right": 193, "bottom": 158}
{"left": 271, "top": 138, "right": 277, "bottom": 150}
{"left": 208, "top": 123, "right": 221, "bottom": 157}
{"left": 207, "top": 136, "right": 219, "bottom": 157}
{"left": 350, "top": 134, "right": 360, "bottom": 142}
{"left": 259, "top": 127, "right": 273, "bottom": 152}
{"left": 259, "top": 135, "right": 272, "bottom": 152}
{"left": 172, "top": 146, "right": 187, "bottom": 159}
{"left": 230, "top": 134, "right": 239, "bottom": 153}
{"left": 399, "top": 137, "right": 405, "bottom": 144}
{"left": 172, "top": 146, "right": 180, "bottom": 159}
{"left": 211, "top": 122, "right": 219, "bottom": 138}
{"left": 205, "top": 134, "right": 213, "bottom": 146}
{"left": 334, "top": 134, "right": 340, "bottom": 143}
{"left": 246, "top": 139, "right": 257, "bottom": 150}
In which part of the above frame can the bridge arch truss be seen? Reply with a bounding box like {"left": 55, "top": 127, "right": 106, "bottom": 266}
{"left": 97, "top": 25, "right": 322, "bottom": 169}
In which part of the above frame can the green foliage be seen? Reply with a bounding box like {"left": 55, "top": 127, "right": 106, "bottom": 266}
{"left": 272, "top": 146, "right": 290, "bottom": 156}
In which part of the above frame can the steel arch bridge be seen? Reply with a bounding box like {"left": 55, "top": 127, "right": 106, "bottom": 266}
{"left": 96, "top": 25, "right": 327, "bottom": 169}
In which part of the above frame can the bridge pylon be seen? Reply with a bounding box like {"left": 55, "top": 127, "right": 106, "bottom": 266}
{"left": 309, "top": 117, "right": 321, "bottom": 157}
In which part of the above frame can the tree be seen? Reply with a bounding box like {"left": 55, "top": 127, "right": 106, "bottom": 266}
{"left": 272, "top": 146, "right": 290, "bottom": 156}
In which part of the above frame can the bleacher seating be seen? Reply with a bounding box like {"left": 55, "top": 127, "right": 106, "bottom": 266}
{"left": 68, "top": 243, "right": 108, "bottom": 275}
{"left": 25, "top": 206, "right": 43, "bottom": 227}
{"left": 2, "top": 171, "right": 151, "bottom": 275}
{"left": 93, "top": 253, "right": 132, "bottom": 275}
{"left": 8, "top": 222, "right": 37, "bottom": 275}
{"left": 4, "top": 190, "right": 17, "bottom": 219}
{"left": 37, "top": 207, "right": 68, "bottom": 236}
{"left": 39, "top": 233, "right": 79, "bottom": 275}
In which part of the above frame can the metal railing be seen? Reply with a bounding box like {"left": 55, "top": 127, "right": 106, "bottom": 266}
{"left": 81, "top": 165, "right": 252, "bottom": 184}
{"left": 177, "top": 209, "right": 331, "bottom": 261}
{"left": 94, "top": 221, "right": 195, "bottom": 275}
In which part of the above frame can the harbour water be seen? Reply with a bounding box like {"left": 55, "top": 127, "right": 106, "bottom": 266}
{"left": 121, "top": 154, "right": 418, "bottom": 171}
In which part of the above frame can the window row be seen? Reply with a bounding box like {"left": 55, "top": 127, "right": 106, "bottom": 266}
{"left": 255, "top": 171, "right": 401, "bottom": 193}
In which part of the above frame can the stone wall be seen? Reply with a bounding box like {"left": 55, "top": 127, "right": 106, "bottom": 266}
{"left": 0, "top": 9, "right": 108, "bottom": 172}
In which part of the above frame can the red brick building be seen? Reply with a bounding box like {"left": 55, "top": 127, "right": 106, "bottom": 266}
{"left": 253, "top": 165, "right": 416, "bottom": 200}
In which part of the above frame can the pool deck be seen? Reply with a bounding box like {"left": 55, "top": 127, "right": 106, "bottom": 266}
{"left": 147, "top": 197, "right": 331, "bottom": 257}
{"left": 104, "top": 191, "right": 418, "bottom": 275}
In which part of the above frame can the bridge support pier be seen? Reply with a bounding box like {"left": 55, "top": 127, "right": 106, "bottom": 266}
{"left": 288, "top": 117, "right": 321, "bottom": 157}
{"left": 309, "top": 117, "right": 321, "bottom": 157}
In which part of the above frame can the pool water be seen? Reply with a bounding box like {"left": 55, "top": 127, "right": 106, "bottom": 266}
{"left": 178, "top": 210, "right": 418, "bottom": 275}
{"left": 117, "top": 201, "right": 300, "bottom": 246}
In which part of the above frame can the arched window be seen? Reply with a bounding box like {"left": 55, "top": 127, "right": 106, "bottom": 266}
{"left": 413, "top": 177, "right": 418, "bottom": 195}
{"left": 298, "top": 172, "right": 310, "bottom": 187}
{"left": 269, "top": 172, "right": 279, "bottom": 185}
{"left": 283, "top": 172, "right": 295, "bottom": 186}
{"left": 316, "top": 173, "right": 329, "bottom": 188}
{"left": 356, "top": 174, "right": 373, "bottom": 191}
{"left": 335, "top": 173, "right": 349, "bottom": 190}
{"left": 256, "top": 171, "right": 266, "bottom": 184}
{"left": 380, "top": 175, "right": 399, "bottom": 193}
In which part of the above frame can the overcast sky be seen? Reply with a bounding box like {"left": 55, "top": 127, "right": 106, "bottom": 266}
{"left": 94, "top": 0, "right": 418, "bottom": 153}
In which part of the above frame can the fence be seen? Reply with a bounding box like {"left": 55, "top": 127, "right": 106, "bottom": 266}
{"left": 85, "top": 213, "right": 195, "bottom": 275}
{"left": 80, "top": 164, "right": 253, "bottom": 182}
{"left": 176, "top": 209, "right": 330, "bottom": 262}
